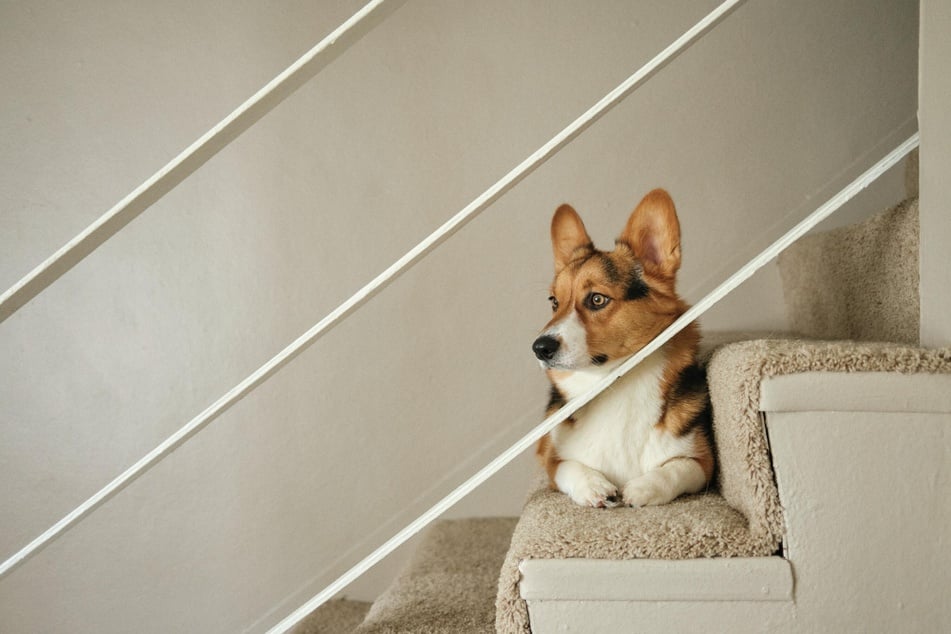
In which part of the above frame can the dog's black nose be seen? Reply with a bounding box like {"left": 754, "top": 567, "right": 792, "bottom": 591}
{"left": 532, "top": 335, "right": 560, "bottom": 361}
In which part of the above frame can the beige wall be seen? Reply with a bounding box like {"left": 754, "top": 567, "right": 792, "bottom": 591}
{"left": 919, "top": 0, "right": 951, "bottom": 347}
{"left": 0, "top": 1, "right": 916, "bottom": 632}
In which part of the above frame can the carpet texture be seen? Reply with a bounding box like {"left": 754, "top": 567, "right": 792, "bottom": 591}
{"left": 495, "top": 338, "right": 951, "bottom": 633}
{"left": 290, "top": 598, "right": 371, "bottom": 634}
{"left": 355, "top": 517, "right": 517, "bottom": 633}
{"left": 777, "top": 197, "right": 919, "bottom": 344}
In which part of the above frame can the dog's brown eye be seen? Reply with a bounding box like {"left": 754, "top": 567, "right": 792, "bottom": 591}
{"left": 548, "top": 296, "right": 559, "bottom": 312}
{"left": 585, "top": 292, "right": 610, "bottom": 310}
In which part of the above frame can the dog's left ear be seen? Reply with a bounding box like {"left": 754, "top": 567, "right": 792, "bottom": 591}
{"left": 619, "top": 189, "right": 682, "bottom": 278}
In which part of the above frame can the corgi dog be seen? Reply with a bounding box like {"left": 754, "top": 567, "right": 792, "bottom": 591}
{"left": 532, "top": 189, "right": 714, "bottom": 508}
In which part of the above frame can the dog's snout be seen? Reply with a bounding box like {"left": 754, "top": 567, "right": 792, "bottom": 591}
{"left": 532, "top": 335, "right": 560, "bottom": 361}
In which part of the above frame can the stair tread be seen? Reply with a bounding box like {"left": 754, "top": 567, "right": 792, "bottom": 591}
{"left": 355, "top": 517, "right": 517, "bottom": 634}
{"left": 508, "top": 484, "right": 765, "bottom": 560}
{"left": 496, "top": 480, "right": 777, "bottom": 633}
{"left": 290, "top": 598, "right": 371, "bottom": 634}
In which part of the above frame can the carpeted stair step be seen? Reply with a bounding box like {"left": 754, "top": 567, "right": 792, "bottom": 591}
{"left": 777, "top": 196, "right": 919, "bottom": 344}
{"left": 290, "top": 598, "right": 371, "bottom": 634}
{"left": 495, "top": 483, "right": 779, "bottom": 632}
{"left": 354, "top": 517, "right": 517, "bottom": 633}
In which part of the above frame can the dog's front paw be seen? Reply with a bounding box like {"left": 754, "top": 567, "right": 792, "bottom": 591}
{"left": 568, "top": 471, "right": 621, "bottom": 508}
{"left": 622, "top": 472, "right": 676, "bottom": 508}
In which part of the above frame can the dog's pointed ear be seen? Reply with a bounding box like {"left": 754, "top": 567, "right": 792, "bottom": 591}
{"left": 619, "top": 189, "right": 681, "bottom": 278}
{"left": 551, "top": 204, "right": 593, "bottom": 271}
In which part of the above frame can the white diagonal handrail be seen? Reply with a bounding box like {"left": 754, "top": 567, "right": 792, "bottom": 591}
{"left": 0, "top": 0, "right": 407, "bottom": 324}
{"left": 0, "top": 0, "right": 745, "bottom": 580}
{"left": 266, "top": 132, "right": 920, "bottom": 634}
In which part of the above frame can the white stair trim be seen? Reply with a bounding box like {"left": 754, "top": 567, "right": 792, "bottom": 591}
{"left": 519, "top": 557, "right": 793, "bottom": 603}
{"left": 760, "top": 372, "right": 951, "bottom": 413}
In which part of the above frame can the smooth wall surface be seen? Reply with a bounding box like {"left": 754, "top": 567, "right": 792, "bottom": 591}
{"left": 0, "top": 1, "right": 916, "bottom": 632}
{"left": 920, "top": 0, "right": 951, "bottom": 347}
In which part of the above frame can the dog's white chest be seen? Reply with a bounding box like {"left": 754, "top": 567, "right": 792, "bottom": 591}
{"left": 551, "top": 351, "right": 681, "bottom": 487}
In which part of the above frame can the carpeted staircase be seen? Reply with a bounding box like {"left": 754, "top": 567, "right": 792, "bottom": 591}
{"left": 294, "top": 189, "right": 945, "bottom": 633}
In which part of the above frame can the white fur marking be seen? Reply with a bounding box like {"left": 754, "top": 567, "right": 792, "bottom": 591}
{"left": 550, "top": 347, "right": 705, "bottom": 506}
{"left": 553, "top": 460, "right": 619, "bottom": 507}
{"left": 622, "top": 456, "right": 707, "bottom": 507}
{"left": 551, "top": 349, "right": 666, "bottom": 487}
{"left": 543, "top": 311, "right": 588, "bottom": 369}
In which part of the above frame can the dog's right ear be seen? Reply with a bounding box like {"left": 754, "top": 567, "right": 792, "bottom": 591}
{"left": 619, "top": 189, "right": 682, "bottom": 279}
{"left": 551, "top": 204, "right": 593, "bottom": 272}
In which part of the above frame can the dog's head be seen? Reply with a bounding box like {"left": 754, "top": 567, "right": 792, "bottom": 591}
{"left": 532, "top": 189, "right": 687, "bottom": 371}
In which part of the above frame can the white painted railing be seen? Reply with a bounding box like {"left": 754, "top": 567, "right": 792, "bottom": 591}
{"left": 0, "top": 0, "right": 746, "bottom": 581}
{"left": 0, "top": 1, "right": 920, "bottom": 632}
{"left": 0, "top": 0, "right": 406, "bottom": 324}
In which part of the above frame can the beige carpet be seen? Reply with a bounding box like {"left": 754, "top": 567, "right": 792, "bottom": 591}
{"left": 290, "top": 598, "right": 371, "bottom": 634}
{"left": 495, "top": 484, "right": 777, "bottom": 633}
{"left": 496, "top": 338, "right": 951, "bottom": 633}
{"left": 777, "top": 197, "right": 919, "bottom": 344}
{"left": 355, "top": 517, "right": 517, "bottom": 633}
